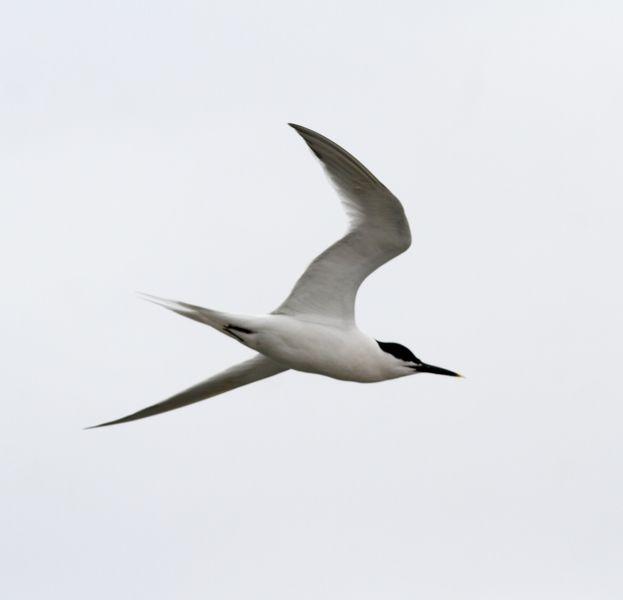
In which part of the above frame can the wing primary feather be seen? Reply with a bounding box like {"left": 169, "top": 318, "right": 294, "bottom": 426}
{"left": 288, "top": 123, "right": 382, "bottom": 185}
{"left": 86, "top": 355, "right": 288, "bottom": 428}
{"left": 275, "top": 124, "right": 412, "bottom": 323}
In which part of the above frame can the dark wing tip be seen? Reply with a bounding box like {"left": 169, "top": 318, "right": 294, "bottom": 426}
{"left": 84, "top": 410, "right": 150, "bottom": 429}
{"left": 287, "top": 122, "right": 383, "bottom": 187}
{"left": 288, "top": 123, "right": 327, "bottom": 141}
{"left": 288, "top": 123, "right": 316, "bottom": 138}
{"left": 288, "top": 123, "right": 325, "bottom": 159}
{"left": 84, "top": 418, "right": 128, "bottom": 430}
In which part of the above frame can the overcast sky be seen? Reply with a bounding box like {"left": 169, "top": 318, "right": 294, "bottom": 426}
{"left": 2, "top": 1, "right": 622, "bottom": 598}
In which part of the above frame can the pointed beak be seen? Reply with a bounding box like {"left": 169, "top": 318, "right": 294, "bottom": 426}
{"left": 416, "top": 363, "right": 463, "bottom": 377}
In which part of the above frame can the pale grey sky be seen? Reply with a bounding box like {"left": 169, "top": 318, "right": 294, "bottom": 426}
{"left": 2, "top": 1, "right": 622, "bottom": 598}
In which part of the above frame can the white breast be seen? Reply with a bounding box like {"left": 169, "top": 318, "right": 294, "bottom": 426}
{"left": 244, "top": 315, "right": 403, "bottom": 383}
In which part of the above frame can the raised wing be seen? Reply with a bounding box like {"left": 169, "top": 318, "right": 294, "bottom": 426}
{"left": 87, "top": 355, "right": 288, "bottom": 428}
{"left": 274, "top": 124, "right": 411, "bottom": 324}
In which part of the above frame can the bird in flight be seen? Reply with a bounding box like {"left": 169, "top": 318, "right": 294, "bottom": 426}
{"left": 89, "top": 124, "right": 460, "bottom": 428}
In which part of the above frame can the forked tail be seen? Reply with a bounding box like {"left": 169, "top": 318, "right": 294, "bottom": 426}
{"left": 137, "top": 292, "right": 257, "bottom": 344}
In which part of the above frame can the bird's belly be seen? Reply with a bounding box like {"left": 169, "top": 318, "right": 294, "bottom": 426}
{"left": 250, "top": 318, "right": 385, "bottom": 383}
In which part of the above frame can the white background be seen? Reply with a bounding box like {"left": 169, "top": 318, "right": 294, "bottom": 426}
{"left": 2, "top": 1, "right": 622, "bottom": 598}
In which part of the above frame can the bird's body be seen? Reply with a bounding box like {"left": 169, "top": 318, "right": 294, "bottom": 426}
{"left": 221, "top": 313, "right": 409, "bottom": 382}
{"left": 135, "top": 300, "right": 410, "bottom": 383}
{"left": 249, "top": 316, "right": 403, "bottom": 382}
{"left": 90, "top": 124, "right": 460, "bottom": 428}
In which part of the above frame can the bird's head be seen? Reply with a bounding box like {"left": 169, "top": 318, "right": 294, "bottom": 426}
{"left": 376, "top": 341, "right": 462, "bottom": 378}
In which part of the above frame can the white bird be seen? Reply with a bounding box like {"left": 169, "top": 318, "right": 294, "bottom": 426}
{"left": 89, "top": 124, "right": 460, "bottom": 428}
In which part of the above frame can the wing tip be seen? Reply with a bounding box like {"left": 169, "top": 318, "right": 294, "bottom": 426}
{"left": 288, "top": 123, "right": 327, "bottom": 160}
{"left": 85, "top": 410, "right": 147, "bottom": 429}
{"left": 84, "top": 423, "right": 106, "bottom": 430}
{"left": 288, "top": 122, "right": 311, "bottom": 138}
{"left": 84, "top": 419, "right": 125, "bottom": 430}
{"left": 288, "top": 122, "right": 319, "bottom": 138}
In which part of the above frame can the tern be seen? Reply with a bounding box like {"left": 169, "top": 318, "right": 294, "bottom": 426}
{"left": 89, "top": 124, "right": 460, "bottom": 428}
